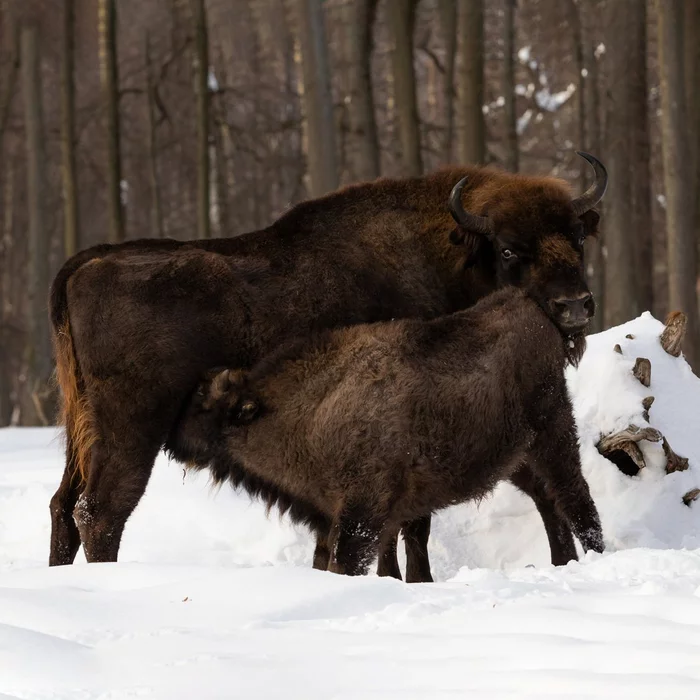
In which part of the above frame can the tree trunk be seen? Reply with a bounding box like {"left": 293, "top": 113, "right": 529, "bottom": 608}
{"left": 388, "top": 0, "right": 422, "bottom": 176}
{"left": 458, "top": 0, "right": 485, "bottom": 164}
{"left": 0, "top": 154, "right": 14, "bottom": 426}
{"left": 297, "top": 0, "right": 338, "bottom": 196}
{"left": 569, "top": 0, "right": 604, "bottom": 332}
{"left": 685, "top": 0, "right": 700, "bottom": 256}
{"left": 20, "top": 23, "right": 53, "bottom": 426}
{"left": 0, "top": 22, "right": 19, "bottom": 152}
{"left": 346, "top": 0, "right": 380, "bottom": 180}
{"left": 582, "top": 0, "right": 604, "bottom": 332}
{"left": 98, "top": 0, "right": 124, "bottom": 242}
{"left": 192, "top": 0, "right": 210, "bottom": 238}
{"left": 61, "top": 0, "right": 80, "bottom": 258}
{"left": 144, "top": 31, "right": 164, "bottom": 238}
{"left": 503, "top": 0, "right": 518, "bottom": 172}
{"left": 629, "top": 2, "right": 652, "bottom": 313}
{"left": 656, "top": 0, "right": 699, "bottom": 367}
{"left": 603, "top": 0, "right": 637, "bottom": 328}
{"left": 439, "top": 0, "right": 457, "bottom": 163}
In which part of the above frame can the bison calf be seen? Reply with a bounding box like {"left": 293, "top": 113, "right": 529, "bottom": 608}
{"left": 172, "top": 287, "right": 604, "bottom": 576}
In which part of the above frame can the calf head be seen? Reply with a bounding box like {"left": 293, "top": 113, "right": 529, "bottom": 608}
{"left": 449, "top": 151, "right": 606, "bottom": 345}
{"left": 170, "top": 368, "right": 260, "bottom": 466}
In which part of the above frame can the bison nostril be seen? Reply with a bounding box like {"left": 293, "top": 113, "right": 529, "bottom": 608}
{"left": 551, "top": 299, "right": 570, "bottom": 316}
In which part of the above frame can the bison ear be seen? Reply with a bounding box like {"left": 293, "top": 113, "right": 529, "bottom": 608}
{"left": 579, "top": 209, "right": 600, "bottom": 238}
{"left": 449, "top": 227, "right": 466, "bottom": 245}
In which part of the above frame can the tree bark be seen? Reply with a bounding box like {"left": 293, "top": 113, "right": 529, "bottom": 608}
{"left": 20, "top": 23, "right": 53, "bottom": 426}
{"left": 656, "top": 0, "right": 699, "bottom": 367}
{"left": 439, "top": 0, "right": 457, "bottom": 163}
{"left": 503, "top": 0, "right": 518, "bottom": 172}
{"left": 98, "top": 0, "right": 124, "bottom": 242}
{"left": 192, "top": 0, "right": 210, "bottom": 238}
{"left": 346, "top": 0, "right": 380, "bottom": 181}
{"left": 297, "top": 0, "right": 338, "bottom": 196}
{"left": 144, "top": 31, "right": 164, "bottom": 238}
{"left": 61, "top": 0, "right": 80, "bottom": 258}
{"left": 458, "top": 0, "right": 485, "bottom": 164}
{"left": 388, "top": 0, "right": 422, "bottom": 176}
{"left": 629, "top": 2, "right": 652, "bottom": 314}
{"left": 603, "top": 0, "right": 638, "bottom": 328}
{"left": 570, "top": 0, "right": 604, "bottom": 332}
{"left": 685, "top": 0, "right": 700, "bottom": 255}
{"left": 0, "top": 23, "right": 19, "bottom": 152}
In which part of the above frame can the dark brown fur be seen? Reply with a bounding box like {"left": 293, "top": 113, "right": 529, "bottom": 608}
{"left": 170, "top": 287, "right": 603, "bottom": 576}
{"left": 49, "top": 165, "right": 598, "bottom": 573}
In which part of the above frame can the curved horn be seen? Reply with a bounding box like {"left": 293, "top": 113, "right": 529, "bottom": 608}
{"left": 571, "top": 151, "right": 608, "bottom": 216}
{"left": 449, "top": 177, "right": 495, "bottom": 237}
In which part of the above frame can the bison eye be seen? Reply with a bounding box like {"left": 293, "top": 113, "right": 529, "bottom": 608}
{"left": 501, "top": 248, "right": 517, "bottom": 260}
{"left": 578, "top": 236, "right": 585, "bottom": 247}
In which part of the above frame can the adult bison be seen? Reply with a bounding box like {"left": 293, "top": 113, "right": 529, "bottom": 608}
{"left": 48, "top": 152, "right": 606, "bottom": 577}
{"left": 168, "top": 284, "right": 604, "bottom": 577}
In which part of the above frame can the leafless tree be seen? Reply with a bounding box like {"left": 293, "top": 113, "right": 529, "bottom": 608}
{"left": 99, "top": 0, "right": 124, "bottom": 242}
{"left": 503, "top": 0, "right": 518, "bottom": 172}
{"left": 193, "top": 0, "right": 211, "bottom": 238}
{"left": 61, "top": 0, "right": 80, "bottom": 258}
{"left": 388, "top": 0, "right": 423, "bottom": 176}
{"left": 20, "top": 22, "right": 53, "bottom": 425}
{"left": 346, "top": 0, "right": 380, "bottom": 180}
{"left": 602, "top": 0, "right": 637, "bottom": 328}
{"left": 458, "top": 0, "right": 485, "bottom": 164}
{"left": 297, "top": 0, "right": 338, "bottom": 195}
{"left": 656, "top": 0, "right": 699, "bottom": 366}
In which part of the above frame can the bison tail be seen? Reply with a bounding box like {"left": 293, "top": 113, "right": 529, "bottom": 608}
{"left": 51, "top": 257, "right": 99, "bottom": 487}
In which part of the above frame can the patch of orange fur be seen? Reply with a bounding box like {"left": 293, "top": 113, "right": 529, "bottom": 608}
{"left": 53, "top": 320, "right": 96, "bottom": 486}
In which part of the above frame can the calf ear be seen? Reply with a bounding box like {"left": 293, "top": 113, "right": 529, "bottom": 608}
{"left": 230, "top": 398, "right": 260, "bottom": 425}
{"left": 579, "top": 209, "right": 600, "bottom": 238}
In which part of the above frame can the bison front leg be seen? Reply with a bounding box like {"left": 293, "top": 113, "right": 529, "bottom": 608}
{"left": 508, "top": 465, "right": 578, "bottom": 566}
{"left": 527, "top": 415, "right": 604, "bottom": 555}
{"left": 312, "top": 522, "right": 332, "bottom": 571}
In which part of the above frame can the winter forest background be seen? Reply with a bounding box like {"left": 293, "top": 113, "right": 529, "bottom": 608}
{"left": 0, "top": 0, "right": 698, "bottom": 426}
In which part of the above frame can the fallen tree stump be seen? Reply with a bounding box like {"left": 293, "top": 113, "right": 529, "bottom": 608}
{"left": 641, "top": 396, "right": 654, "bottom": 422}
{"left": 633, "top": 358, "right": 651, "bottom": 387}
{"left": 597, "top": 424, "right": 662, "bottom": 476}
{"left": 663, "top": 437, "right": 690, "bottom": 474}
{"left": 660, "top": 311, "right": 687, "bottom": 357}
{"left": 682, "top": 488, "right": 700, "bottom": 507}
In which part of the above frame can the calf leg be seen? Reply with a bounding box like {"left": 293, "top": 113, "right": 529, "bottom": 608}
{"left": 403, "top": 516, "right": 433, "bottom": 583}
{"left": 49, "top": 437, "right": 82, "bottom": 566}
{"left": 312, "top": 524, "right": 332, "bottom": 571}
{"left": 528, "top": 418, "right": 604, "bottom": 555}
{"left": 328, "top": 507, "right": 383, "bottom": 577}
{"left": 376, "top": 530, "right": 402, "bottom": 580}
{"left": 509, "top": 465, "right": 578, "bottom": 566}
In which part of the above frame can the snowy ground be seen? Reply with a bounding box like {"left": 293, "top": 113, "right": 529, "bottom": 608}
{"left": 1, "top": 314, "right": 699, "bottom": 698}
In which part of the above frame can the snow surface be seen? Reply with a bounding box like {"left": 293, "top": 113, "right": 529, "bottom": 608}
{"left": 1, "top": 314, "right": 700, "bottom": 698}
